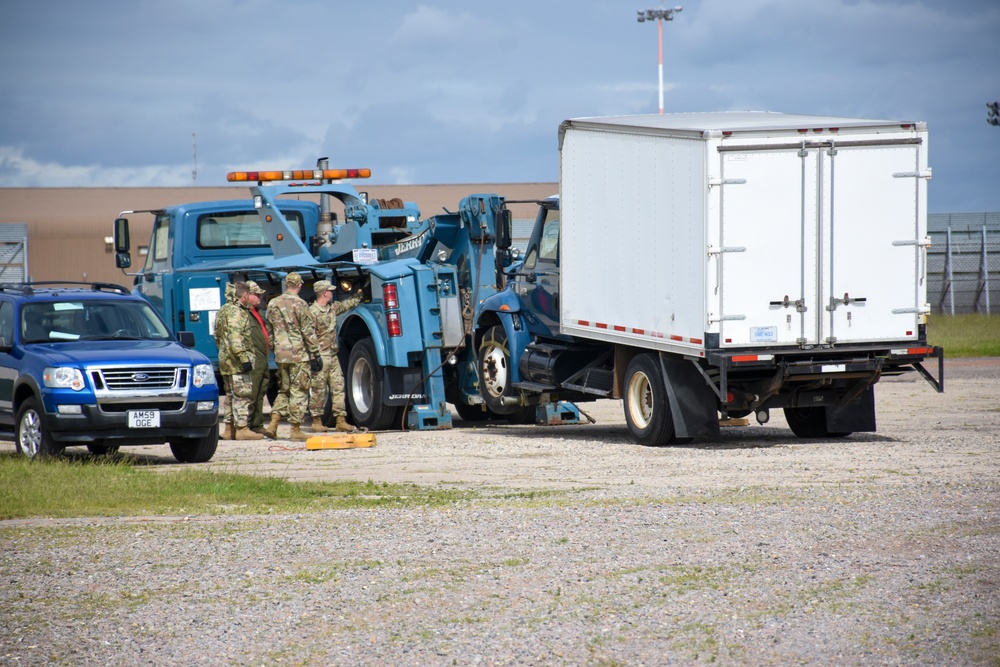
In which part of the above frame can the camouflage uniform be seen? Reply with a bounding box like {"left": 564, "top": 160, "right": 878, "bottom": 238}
{"left": 214, "top": 283, "right": 255, "bottom": 430}
{"left": 245, "top": 281, "right": 271, "bottom": 431}
{"left": 309, "top": 280, "right": 363, "bottom": 424}
{"left": 265, "top": 273, "right": 321, "bottom": 427}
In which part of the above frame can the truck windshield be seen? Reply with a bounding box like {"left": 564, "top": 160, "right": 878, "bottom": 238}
{"left": 197, "top": 210, "right": 306, "bottom": 249}
{"left": 21, "top": 300, "right": 172, "bottom": 343}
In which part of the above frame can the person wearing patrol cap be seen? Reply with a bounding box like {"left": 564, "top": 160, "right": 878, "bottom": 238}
{"left": 244, "top": 280, "right": 271, "bottom": 436}
{"left": 213, "top": 281, "right": 263, "bottom": 441}
{"left": 264, "top": 272, "right": 322, "bottom": 441}
{"left": 308, "top": 279, "right": 364, "bottom": 432}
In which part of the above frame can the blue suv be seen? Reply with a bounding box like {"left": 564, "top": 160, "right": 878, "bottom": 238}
{"left": 0, "top": 282, "right": 220, "bottom": 461}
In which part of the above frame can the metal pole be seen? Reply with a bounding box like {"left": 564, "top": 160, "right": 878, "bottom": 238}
{"left": 637, "top": 6, "right": 681, "bottom": 114}
{"left": 657, "top": 18, "right": 664, "bottom": 114}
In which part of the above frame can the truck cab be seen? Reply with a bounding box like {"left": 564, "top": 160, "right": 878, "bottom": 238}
{"left": 115, "top": 199, "right": 320, "bottom": 371}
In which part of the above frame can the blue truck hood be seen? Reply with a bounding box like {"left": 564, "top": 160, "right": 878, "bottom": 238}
{"left": 28, "top": 340, "right": 209, "bottom": 366}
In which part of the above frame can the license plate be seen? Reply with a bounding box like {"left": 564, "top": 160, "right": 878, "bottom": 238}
{"left": 128, "top": 410, "right": 160, "bottom": 428}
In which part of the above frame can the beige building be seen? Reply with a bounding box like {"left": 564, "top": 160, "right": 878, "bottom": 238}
{"left": 0, "top": 183, "right": 557, "bottom": 286}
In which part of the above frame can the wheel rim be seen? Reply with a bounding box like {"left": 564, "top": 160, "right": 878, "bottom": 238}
{"left": 626, "top": 370, "right": 653, "bottom": 430}
{"left": 350, "top": 355, "right": 374, "bottom": 414}
{"left": 481, "top": 345, "right": 508, "bottom": 398}
{"left": 18, "top": 409, "right": 42, "bottom": 457}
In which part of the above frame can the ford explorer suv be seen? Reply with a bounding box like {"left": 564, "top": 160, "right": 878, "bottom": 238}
{"left": 0, "top": 282, "right": 219, "bottom": 462}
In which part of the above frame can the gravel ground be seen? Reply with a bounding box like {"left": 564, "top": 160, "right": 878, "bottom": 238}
{"left": 1, "top": 359, "right": 998, "bottom": 666}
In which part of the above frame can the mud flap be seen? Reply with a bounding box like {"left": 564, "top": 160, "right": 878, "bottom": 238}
{"left": 660, "top": 355, "right": 721, "bottom": 439}
{"left": 826, "top": 386, "right": 876, "bottom": 433}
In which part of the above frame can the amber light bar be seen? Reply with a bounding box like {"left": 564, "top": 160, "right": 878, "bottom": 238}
{"left": 227, "top": 168, "right": 371, "bottom": 182}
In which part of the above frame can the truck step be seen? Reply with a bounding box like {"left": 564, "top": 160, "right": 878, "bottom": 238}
{"left": 525, "top": 342, "right": 571, "bottom": 355}
{"left": 512, "top": 380, "right": 556, "bottom": 392}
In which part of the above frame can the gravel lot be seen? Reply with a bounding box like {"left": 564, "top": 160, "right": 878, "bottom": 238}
{"left": 2, "top": 359, "right": 998, "bottom": 666}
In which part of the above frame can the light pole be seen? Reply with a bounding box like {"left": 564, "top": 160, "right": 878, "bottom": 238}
{"left": 636, "top": 5, "right": 682, "bottom": 114}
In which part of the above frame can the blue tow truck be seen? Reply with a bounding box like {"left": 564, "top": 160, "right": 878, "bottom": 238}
{"left": 112, "top": 161, "right": 427, "bottom": 389}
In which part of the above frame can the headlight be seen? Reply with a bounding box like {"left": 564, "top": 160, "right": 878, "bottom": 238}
{"left": 43, "top": 367, "right": 86, "bottom": 391}
{"left": 193, "top": 364, "right": 217, "bottom": 388}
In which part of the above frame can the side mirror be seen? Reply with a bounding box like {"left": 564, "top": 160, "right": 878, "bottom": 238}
{"left": 177, "top": 331, "right": 196, "bottom": 348}
{"left": 497, "top": 209, "right": 512, "bottom": 251}
{"left": 114, "top": 218, "right": 132, "bottom": 269}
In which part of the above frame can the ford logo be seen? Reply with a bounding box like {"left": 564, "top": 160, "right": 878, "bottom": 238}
{"left": 131, "top": 373, "right": 150, "bottom": 382}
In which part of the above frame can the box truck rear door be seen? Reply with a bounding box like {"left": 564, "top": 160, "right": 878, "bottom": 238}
{"left": 822, "top": 143, "right": 924, "bottom": 344}
{"left": 718, "top": 147, "right": 821, "bottom": 347}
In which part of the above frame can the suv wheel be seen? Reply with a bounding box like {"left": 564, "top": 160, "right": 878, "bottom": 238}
{"left": 169, "top": 423, "right": 219, "bottom": 463}
{"left": 16, "top": 397, "right": 63, "bottom": 458}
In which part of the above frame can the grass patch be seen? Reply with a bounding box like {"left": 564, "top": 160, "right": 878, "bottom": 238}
{"left": 0, "top": 453, "right": 478, "bottom": 519}
{"left": 926, "top": 314, "right": 1000, "bottom": 357}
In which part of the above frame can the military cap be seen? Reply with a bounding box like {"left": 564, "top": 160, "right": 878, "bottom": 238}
{"left": 313, "top": 280, "right": 333, "bottom": 294}
{"left": 246, "top": 280, "right": 266, "bottom": 295}
{"left": 285, "top": 272, "right": 303, "bottom": 287}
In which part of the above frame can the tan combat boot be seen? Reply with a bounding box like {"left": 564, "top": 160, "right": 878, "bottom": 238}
{"left": 311, "top": 418, "right": 329, "bottom": 433}
{"left": 263, "top": 412, "right": 281, "bottom": 439}
{"left": 335, "top": 416, "right": 355, "bottom": 433}
{"left": 235, "top": 427, "right": 264, "bottom": 441}
{"left": 223, "top": 422, "right": 236, "bottom": 440}
{"left": 288, "top": 424, "right": 310, "bottom": 442}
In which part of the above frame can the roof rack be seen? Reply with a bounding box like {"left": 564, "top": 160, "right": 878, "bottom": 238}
{"left": 0, "top": 281, "right": 130, "bottom": 296}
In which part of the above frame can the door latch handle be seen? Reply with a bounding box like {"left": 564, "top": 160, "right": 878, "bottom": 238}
{"left": 769, "top": 296, "right": 807, "bottom": 312}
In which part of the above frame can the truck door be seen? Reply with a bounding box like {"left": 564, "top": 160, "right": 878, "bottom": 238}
{"left": 822, "top": 143, "right": 923, "bottom": 344}
{"left": 716, "top": 140, "right": 924, "bottom": 348}
{"left": 511, "top": 207, "right": 561, "bottom": 336}
{"left": 134, "top": 215, "right": 173, "bottom": 329}
{"left": 718, "top": 147, "right": 820, "bottom": 347}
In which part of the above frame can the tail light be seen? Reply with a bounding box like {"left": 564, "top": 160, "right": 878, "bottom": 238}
{"left": 386, "top": 311, "right": 402, "bottom": 337}
{"left": 383, "top": 284, "right": 399, "bottom": 309}
{"left": 383, "top": 284, "right": 401, "bottom": 337}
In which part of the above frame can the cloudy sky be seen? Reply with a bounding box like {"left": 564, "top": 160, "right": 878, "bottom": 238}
{"left": 1, "top": 0, "right": 997, "bottom": 213}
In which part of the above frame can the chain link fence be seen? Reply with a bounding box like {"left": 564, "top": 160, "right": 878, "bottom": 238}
{"left": 928, "top": 212, "right": 999, "bottom": 315}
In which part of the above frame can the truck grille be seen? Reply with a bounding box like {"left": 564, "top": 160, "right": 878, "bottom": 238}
{"left": 91, "top": 366, "right": 185, "bottom": 391}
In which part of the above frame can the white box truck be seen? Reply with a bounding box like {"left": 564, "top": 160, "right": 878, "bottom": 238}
{"left": 477, "top": 112, "right": 943, "bottom": 444}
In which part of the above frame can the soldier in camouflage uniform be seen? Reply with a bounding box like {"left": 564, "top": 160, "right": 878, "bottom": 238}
{"left": 214, "top": 281, "right": 263, "bottom": 441}
{"left": 244, "top": 281, "right": 271, "bottom": 435}
{"left": 264, "top": 272, "right": 322, "bottom": 442}
{"left": 308, "top": 280, "right": 364, "bottom": 433}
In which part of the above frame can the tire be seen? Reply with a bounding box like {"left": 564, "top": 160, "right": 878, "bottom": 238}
{"left": 453, "top": 401, "right": 491, "bottom": 422}
{"left": 169, "top": 423, "right": 219, "bottom": 463}
{"left": 15, "top": 397, "right": 63, "bottom": 458}
{"left": 477, "top": 325, "right": 518, "bottom": 416}
{"left": 87, "top": 444, "right": 120, "bottom": 456}
{"left": 346, "top": 338, "right": 403, "bottom": 431}
{"left": 783, "top": 406, "right": 852, "bottom": 438}
{"left": 506, "top": 406, "right": 537, "bottom": 425}
{"left": 623, "top": 354, "right": 678, "bottom": 447}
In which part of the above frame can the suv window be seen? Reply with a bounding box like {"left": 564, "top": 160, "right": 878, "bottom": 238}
{"left": 0, "top": 301, "right": 13, "bottom": 346}
{"left": 21, "top": 299, "right": 172, "bottom": 343}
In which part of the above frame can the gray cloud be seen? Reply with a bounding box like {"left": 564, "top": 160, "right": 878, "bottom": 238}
{"left": 0, "top": 0, "right": 997, "bottom": 211}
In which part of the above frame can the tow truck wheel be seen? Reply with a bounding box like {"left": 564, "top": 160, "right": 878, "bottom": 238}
{"left": 782, "top": 407, "right": 852, "bottom": 438}
{"left": 623, "top": 354, "right": 678, "bottom": 446}
{"left": 15, "top": 397, "right": 63, "bottom": 458}
{"left": 477, "top": 325, "right": 518, "bottom": 416}
{"left": 346, "top": 338, "right": 403, "bottom": 430}
{"left": 453, "top": 402, "right": 492, "bottom": 422}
